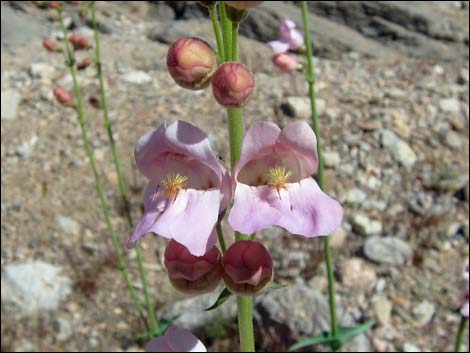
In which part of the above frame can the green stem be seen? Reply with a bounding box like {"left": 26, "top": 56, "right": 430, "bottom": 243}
{"left": 216, "top": 222, "right": 227, "bottom": 253}
{"left": 90, "top": 3, "right": 158, "bottom": 335}
{"left": 300, "top": 1, "right": 338, "bottom": 338}
{"left": 209, "top": 4, "right": 224, "bottom": 63}
{"left": 57, "top": 8, "right": 148, "bottom": 329}
{"left": 219, "top": 8, "right": 255, "bottom": 351}
{"left": 219, "top": 2, "right": 232, "bottom": 62}
{"left": 455, "top": 316, "right": 468, "bottom": 352}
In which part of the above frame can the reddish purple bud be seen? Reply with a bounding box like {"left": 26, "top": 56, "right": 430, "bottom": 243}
{"left": 43, "top": 38, "right": 62, "bottom": 52}
{"left": 77, "top": 57, "right": 92, "bottom": 70}
{"left": 167, "top": 38, "right": 217, "bottom": 90}
{"left": 222, "top": 240, "right": 273, "bottom": 296}
{"left": 48, "top": 1, "right": 59, "bottom": 9}
{"left": 53, "top": 87, "right": 75, "bottom": 107}
{"left": 272, "top": 53, "right": 301, "bottom": 72}
{"left": 225, "top": 1, "right": 263, "bottom": 10}
{"left": 211, "top": 62, "right": 255, "bottom": 108}
{"left": 69, "top": 34, "right": 90, "bottom": 50}
{"left": 164, "top": 240, "right": 223, "bottom": 295}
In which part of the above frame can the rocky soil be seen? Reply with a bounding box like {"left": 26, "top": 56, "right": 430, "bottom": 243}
{"left": 1, "top": 1, "right": 469, "bottom": 352}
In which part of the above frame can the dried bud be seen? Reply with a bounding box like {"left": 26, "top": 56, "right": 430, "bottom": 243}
{"left": 167, "top": 38, "right": 217, "bottom": 90}
{"left": 272, "top": 53, "right": 301, "bottom": 72}
{"left": 77, "top": 57, "right": 92, "bottom": 70}
{"left": 211, "top": 62, "right": 255, "bottom": 108}
{"left": 68, "top": 34, "right": 90, "bottom": 50}
{"left": 53, "top": 87, "right": 75, "bottom": 107}
{"left": 222, "top": 240, "right": 273, "bottom": 296}
{"left": 43, "top": 38, "right": 62, "bottom": 52}
{"left": 225, "top": 1, "right": 263, "bottom": 10}
{"left": 164, "top": 240, "right": 223, "bottom": 295}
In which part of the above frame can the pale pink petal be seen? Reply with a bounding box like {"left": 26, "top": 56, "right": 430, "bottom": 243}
{"left": 150, "top": 189, "right": 220, "bottom": 256}
{"left": 278, "top": 178, "right": 343, "bottom": 237}
{"left": 166, "top": 326, "right": 207, "bottom": 352}
{"left": 461, "top": 300, "right": 469, "bottom": 317}
{"left": 134, "top": 123, "right": 168, "bottom": 180}
{"left": 145, "top": 336, "right": 174, "bottom": 352}
{"left": 288, "top": 29, "right": 305, "bottom": 50}
{"left": 281, "top": 18, "right": 296, "bottom": 31}
{"left": 228, "top": 183, "right": 282, "bottom": 234}
{"left": 267, "top": 40, "right": 290, "bottom": 54}
{"left": 220, "top": 169, "right": 234, "bottom": 212}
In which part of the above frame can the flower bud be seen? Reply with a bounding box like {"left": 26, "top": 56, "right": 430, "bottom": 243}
{"left": 272, "top": 53, "right": 301, "bottom": 72}
{"left": 68, "top": 34, "right": 90, "bottom": 50}
{"left": 43, "top": 38, "right": 62, "bottom": 52}
{"left": 225, "top": 1, "right": 263, "bottom": 10}
{"left": 222, "top": 240, "right": 273, "bottom": 296}
{"left": 225, "top": 6, "right": 248, "bottom": 23}
{"left": 53, "top": 87, "right": 75, "bottom": 107}
{"left": 167, "top": 38, "right": 217, "bottom": 90}
{"left": 77, "top": 57, "right": 92, "bottom": 70}
{"left": 211, "top": 62, "right": 255, "bottom": 108}
{"left": 164, "top": 240, "right": 223, "bottom": 295}
{"left": 48, "top": 1, "right": 59, "bottom": 9}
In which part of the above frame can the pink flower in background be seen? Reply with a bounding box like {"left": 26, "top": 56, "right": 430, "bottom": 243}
{"left": 462, "top": 259, "right": 469, "bottom": 317}
{"left": 127, "top": 120, "right": 231, "bottom": 256}
{"left": 267, "top": 18, "right": 304, "bottom": 54}
{"left": 164, "top": 240, "right": 223, "bottom": 294}
{"left": 146, "top": 326, "right": 206, "bottom": 352}
{"left": 272, "top": 53, "right": 300, "bottom": 72}
{"left": 228, "top": 121, "right": 343, "bottom": 237}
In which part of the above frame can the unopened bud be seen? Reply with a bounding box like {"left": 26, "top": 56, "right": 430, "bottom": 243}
{"left": 211, "top": 62, "right": 255, "bottom": 108}
{"left": 53, "top": 87, "right": 75, "bottom": 107}
{"left": 68, "top": 34, "right": 90, "bottom": 50}
{"left": 225, "top": 1, "right": 263, "bottom": 10}
{"left": 77, "top": 57, "right": 92, "bottom": 70}
{"left": 225, "top": 6, "right": 248, "bottom": 23}
{"left": 164, "top": 240, "right": 223, "bottom": 295}
{"left": 272, "top": 53, "right": 301, "bottom": 72}
{"left": 167, "top": 38, "right": 217, "bottom": 90}
{"left": 222, "top": 240, "right": 273, "bottom": 296}
{"left": 48, "top": 1, "right": 59, "bottom": 9}
{"left": 43, "top": 38, "right": 62, "bottom": 52}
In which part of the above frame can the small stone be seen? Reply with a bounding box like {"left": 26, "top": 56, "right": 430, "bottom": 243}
{"left": 443, "top": 130, "right": 462, "bottom": 149}
{"left": 323, "top": 150, "right": 341, "bottom": 168}
{"left": 357, "top": 120, "right": 382, "bottom": 131}
{"left": 446, "top": 222, "right": 463, "bottom": 237}
{"left": 15, "top": 134, "right": 38, "bottom": 159}
{"left": 1, "top": 90, "right": 22, "bottom": 120}
{"left": 439, "top": 98, "right": 460, "bottom": 113}
{"left": 56, "top": 215, "right": 81, "bottom": 236}
{"left": 29, "top": 62, "right": 55, "bottom": 80}
{"left": 364, "top": 236, "right": 412, "bottom": 266}
{"left": 352, "top": 213, "right": 382, "bottom": 236}
{"left": 1, "top": 261, "right": 71, "bottom": 315}
{"left": 371, "top": 295, "right": 392, "bottom": 326}
{"left": 339, "top": 258, "right": 377, "bottom": 288}
{"left": 412, "top": 300, "right": 435, "bottom": 326}
{"left": 122, "top": 70, "right": 152, "bottom": 84}
{"left": 344, "top": 188, "right": 368, "bottom": 204}
{"left": 281, "top": 96, "right": 310, "bottom": 119}
{"left": 55, "top": 316, "right": 73, "bottom": 342}
{"left": 330, "top": 226, "right": 348, "bottom": 248}
{"left": 380, "top": 130, "right": 417, "bottom": 168}
{"left": 403, "top": 343, "right": 421, "bottom": 352}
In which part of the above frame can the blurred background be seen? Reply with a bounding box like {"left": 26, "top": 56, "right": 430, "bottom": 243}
{"left": 1, "top": 1, "right": 469, "bottom": 351}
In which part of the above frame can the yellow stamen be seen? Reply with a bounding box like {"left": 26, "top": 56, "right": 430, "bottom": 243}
{"left": 266, "top": 164, "right": 292, "bottom": 191}
{"left": 162, "top": 173, "right": 188, "bottom": 198}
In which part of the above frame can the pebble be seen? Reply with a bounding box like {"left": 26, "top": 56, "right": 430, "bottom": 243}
{"left": 364, "top": 236, "right": 413, "bottom": 266}
{"left": 1, "top": 90, "right": 22, "bottom": 120}
{"left": 412, "top": 300, "right": 435, "bottom": 326}
{"left": 29, "top": 62, "right": 55, "bottom": 80}
{"left": 324, "top": 150, "right": 341, "bottom": 168}
{"left": 403, "top": 343, "right": 421, "bottom": 352}
{"left": 344, "top": 188, "right": 368, "bottom": 204}
{"left": 339, "top": 258, "right": 377, "bottom": 288}
{"left": 371, "top": 295, "right": 392, "bottom": 326}
{"left": 439, "top": 98, "right": 460, "bottom": 113}
{"left": 56, "top": 215, "right": 81, "bottom": 236}
{"left": 443, "top": 130, "right": 463, "bottom": 149}
{"left": 122, "top": 70, "right": 152, "bottom": 84}
{"left": 380, "top": 130, "right": 417, "bottom": 168}
{"left": 15, "top": 134, "right": 38, "bottom": 159}
{"left": 352, "top": 213, "right": 383, "bottom": 236}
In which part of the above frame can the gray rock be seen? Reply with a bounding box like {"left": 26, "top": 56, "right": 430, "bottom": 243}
{"left": 1, "top": 261, "right": 71, "bottom": 315}
{"left": 255, "top": 283, "right": 371, "bottom": 352}
{"left": 443, "top": 130, "right": 463, "bottom": 149}
{"left": 380, "top": 129, "right": 417, "bottom": 168}
{"left": 1, "top": 90, "right": 22, "bottom": 120}
{"left": 122, "top": 70, "right": 152, "bottom": 84}
{"left": 364, "top": 236, "right": 413, "bottom": 266}
{"left": 281, "top": 96, "right": 326, "bottom": 120}
{"left": 15, "top": 134, "right": 38, "bottom": 159}
{"left": 412, "top": 300, "right": 435, "bottom": 326}
{"left": 403, "top": 343, "right": 421, "bottom": 352}
{"left": 439, "top": 98, "right": 460, "bottom": 113}
{"left": 29, "top": 62, "right": 55, "bottom": 80}
{"left": 324, "top": 150, "right": 341, "bottom": 168}
{"left": 56, "top": 215, "right": 81, "bottom": 236}
{"left": 55, "top": 316, "right": 74, "bottom": 342}
{"left": 344, "top": 188, "right": 368, "bottom": 204}
{"left": 352, "top": 213, "right": 382, "bottom": 236}
{"left": 371, "top": 295, "right": 392, "bottom": 326}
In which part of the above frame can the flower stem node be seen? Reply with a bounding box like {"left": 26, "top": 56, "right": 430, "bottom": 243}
{"left": 212, "top": 62, "right": 255, "bottom": 108}
{"left": 164, "top": 240, "right": 223, "bottom": 295}
{"left": 167, "top": 38, "right": 217, "bottom": 90}
{"left": 222, "top": 240, "right": 273, "bottom": 296}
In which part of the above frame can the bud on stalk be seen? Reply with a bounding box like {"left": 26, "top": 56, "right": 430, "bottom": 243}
{"left": 211, "top": 62, "right": 255, "bottom": 108}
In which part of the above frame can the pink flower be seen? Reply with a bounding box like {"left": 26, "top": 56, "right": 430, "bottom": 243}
{"left": 212, "top": 62, "right": 255, "bottom": 108}
{"left": 228, "top": 121, "right": 343, "bottom": 237}
{"left": 128, "top": 121, "right": 231, "bottom": 256}
{"left": 146, "top": 326, "right": 206, "bottom": 352}
{"left": 267, "top": 18, "right": 304, "bottom": 54}
{"left": 462, "top": 259, "right": 469, "bottom": 317}
{"left": 222, "top": 240, "right": 273, "bottom": 296}
{"left": 272, "top": 53, "right": 300, "bottom": 72}
{"left": 164, "top": 240, "right": 223, "bottom": 294}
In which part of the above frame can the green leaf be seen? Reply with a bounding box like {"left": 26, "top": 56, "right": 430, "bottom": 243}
{"left": 134, "top": 315, "right": 181, "bottom": 340}
{"left": 205, "top": 288, "right": 233, "bottom": 311}
{"left": 288, "top": 321, "right": 375, "bottom": 351}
